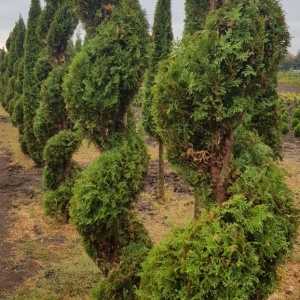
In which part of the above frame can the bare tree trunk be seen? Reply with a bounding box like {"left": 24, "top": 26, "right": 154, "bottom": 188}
{"left": 210, "top": 129, "right": 234, "bottom": 205}
{"left": 209, "top": 0, "right": 216, "bottom": 11}
{"left": 194, "top": 192, "right": 201, "bottom": 219}
{"left": 158, "top": 138, "right": 165, "bottom": 202}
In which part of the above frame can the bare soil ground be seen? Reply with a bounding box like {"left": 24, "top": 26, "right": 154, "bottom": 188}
{"left": 0, "top": 98, "right": 299, "bottom": 298}
{"left": 0, "top": 122, "right": 42, "bottom": 298}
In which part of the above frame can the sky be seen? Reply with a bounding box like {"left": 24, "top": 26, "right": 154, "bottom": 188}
{"left": 0, "top": 0, "right": 299, "bottom": 55}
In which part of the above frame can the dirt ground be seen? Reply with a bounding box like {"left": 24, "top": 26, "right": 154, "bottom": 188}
{"left": 0, "top": 98, "right": 299, "bottom": 298}
{"left": 0, "top": 140, "right": 42, "bottom": 298}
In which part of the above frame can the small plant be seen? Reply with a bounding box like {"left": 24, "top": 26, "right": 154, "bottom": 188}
{"left": 281, "top": 122, "right": 289, "bottom": 134}
{"left": 292, "top": 118, "right": 299, "bottom": 128}
{"left": 292, "top": 108, "right": 300, "bottom": 119}
{"left": 281, "top": 113, "right": 288, "bottom": 123}
{"left": 294, "top": 124, "right": 300, "bottom": 137}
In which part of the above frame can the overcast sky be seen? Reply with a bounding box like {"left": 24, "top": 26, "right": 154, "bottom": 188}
{"left": 0, "top": 0, "right": 299, "bottom": 55}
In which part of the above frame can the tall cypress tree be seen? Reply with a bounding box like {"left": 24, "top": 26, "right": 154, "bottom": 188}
{"left": 6, "top": 17, "right": 26, "bottom": 115}
{"left": 23, "top": 0, "right": 43, "bottom": 165}
{"left": 142, "top": 0, "right": 173, "bottom": 201}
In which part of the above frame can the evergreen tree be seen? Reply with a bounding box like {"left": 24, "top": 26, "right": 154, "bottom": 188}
{"left": 66, "top": 0, "right": 152, "bottom": 296}
{"left": 23, "top": 0, "right": 43, "bottom": 165}
{"left": 142, "top": 0, "right": 173, "bottom": 201}
{"left": 64, "top": 0, "right": 149, "bottom": 149}
{"left": 33, "top": 0, "right": 78, "bottom": 220}
{"left": 7, "top": 17, "right": 26, "bottom": 115}
{"left": 0, "top": 48, "right": 7, "bottom": 105}
{"left": 73, "top": 0, "right": 119, "bottom": 39}
{"left": 152, "top": 0, "right": 290, "bottom": 208}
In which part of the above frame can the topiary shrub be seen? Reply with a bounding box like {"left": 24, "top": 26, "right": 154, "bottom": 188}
{"left": 43, "top": 130, "right": 81, "bottom": 190}
{"left": 70, "top": 128, "right": 150, "bottom": 271}
{"left": 281, "top": 122, "right": 289, "bottom": 134}
{"left": 292, "top": 108, "right": 300, "bottom": 119}
{"left": 91, "top": 220, "right": 152, "bottom": 300}
{"left": 43, "top": 176, "right": 79, "bottom": 222}
{"left": 281, "top": 112, "right": 288, "bottom": 123}
{"left": 291, "top": 117, "right": 299, "bottom": 129}
{"left": 42, "top": 130, "right": 81, "bottom": 220}
{"left": 294, "top": 123, "right": 300, "bottom": 137}
{"left": 138, "top": 130, "right": 298, "bottom": 299}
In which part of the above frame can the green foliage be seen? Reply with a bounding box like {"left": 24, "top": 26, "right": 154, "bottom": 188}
{"left": 34, "top": 49, "right": 53, "bottom": 84}
{"left": 23, "top": 0, "right": 43, "bottom": 165}
{"left": 46, "top": 1, "right": 78, "bottom": 59}
{"left": 184, "top": 0, "right": 210, "bottom": 36}
{"left": 43, "top": 177, "right": 78, "bottom": 222}
{"left": 292, "top": 108, "right": 300, "bottom": 119}
{"left": 73, "top": 0, "right": 119, "bottom": 38}
{"left": 291, "top": 118, "right": 299, "bottom": 129}
{"left": 294, "top": 123, "right": 300, "bottom": 137}
{"left": 281, "top": 112, "right": 288, "bottom": 123}
{"left": 43, "top": 130, "right": 81, "bottom": 190}
{"left": 281, "top": 122, "right": 289, "bottom": 135}
{"left": 153, "top": 1, "right": 268, "bottom": 184}
{"left": 63, "top": 0, "right": 149, "bottom": 148}
{"left": 142, "top": 0, "right": 173, "bottom": 139}
{"left": 91, "top": 227, "right": 152, "bottom": 300}
{"left": 139, "top": 131, "right": 298, "bottom": 299}
{"left": 70, "top": 128, "right": 150, "bottom": 270}
{"left": 34, "top": 65, "right": 69, "bottom": 148}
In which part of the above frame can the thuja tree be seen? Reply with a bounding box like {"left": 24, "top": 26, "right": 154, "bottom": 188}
{"left": 142, "top": 0, "right": 173, "bottom": 201}
{"left": 0, "top": 48, "right": 6, "bottom": 103}
{"left": 22, "top": 0, "right": 43, "bottom": 165}
{"left": 152, "top": 0, "right": 289, "bottom": 210}
{"left": 65, "top": 0, "right": 152, "bottom": 296}
{"left": 33, "top": 0, "right": 78, "bottom": 220}
{"left": 9, "top": 18, "right": 26, "bottom": 117}
{"left": 247, "top": 1, "right": 290, "bottom": 158}
{"left": 70, "top": 125, "right": 152, "bottom": 298}
{"left": 138, "top": 131, "right": 298, "bottom": 299}
{"left": 183, "top": 0, "right": 225, "bottom": 36}
{"left": 138, "top": 0, "right": 297, "bottom": 298}
{"left": 73, "top": 0, "right": 119, "bottom": 39}
{"left": 2, "top": 17, "right": 26, "bottom": 115}
{"left": 63, "top": 0, "right": 149, "bottom": 149}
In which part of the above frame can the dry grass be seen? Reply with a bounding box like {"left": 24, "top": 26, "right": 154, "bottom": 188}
{"left": 268, "top": 159, "right": 300, "bottom": 300}
{"left": 0, "top": 106, "right": 34, "bottom": 169}
{"left": 73, "top": 139, "right": 100, "bottom": 167}
{"left": 5, "top": 191, "right": 101, "bottom": 300}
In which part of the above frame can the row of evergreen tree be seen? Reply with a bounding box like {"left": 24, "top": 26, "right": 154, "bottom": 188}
{"left": 0, "top": 0, "right": 298, "bottom": 299}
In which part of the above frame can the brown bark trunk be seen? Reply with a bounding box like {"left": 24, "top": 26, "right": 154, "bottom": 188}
{"left": 194, "top": 191, "right": 201, "bottom": 219}
{"left": 210, "top": 129, "right": 234, "bottom": 205}
{"left": 158, "top": 139, "right": 165, "bottom": 202}
{"left": 209, "top": 0, "right": 216, "bottom": 11}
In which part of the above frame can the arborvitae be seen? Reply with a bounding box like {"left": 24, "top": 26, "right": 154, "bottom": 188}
{"left": 0, "top": 48, "right": 7, "bottom": 105}
{"left": 142, "top": 0, "right": 173, "bottom": 200}
{"left": 7, "top": 17, "right": 26, "bottom": 115}
{"left": 66, "top": 0, "right": 151, "bottom": 296}
{"left": 23, "top": 0, "right": 43, "bottom": 165}
{"left": 139, "top": 1, "right": 297, "bottom": 298}
{"left": 152, "top": 0, "right": 289, "bottom": 208}
{"left": 34, "top": 0, "right": 77, "bottom": 147}
{"left": 138, "top": 132, "right": 298, "bottom": 298}
{"left": 247, "top": 0, "right": 290, "bottom": 158}
{"left": 64, "top": 0, "right": 149, "bottom": 148}
{"left": 73, "top": 0, "right": 119, "bottom": 39}
{"left": 33, "top": 0, "right": 78, "bottom": 220}
{"left": 184, "top": 0, "right": 209, "bottom": 35}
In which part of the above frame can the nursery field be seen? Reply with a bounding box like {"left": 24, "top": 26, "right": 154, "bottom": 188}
{"left": 0, "top": 96, "right": 299, "bottom": 299}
